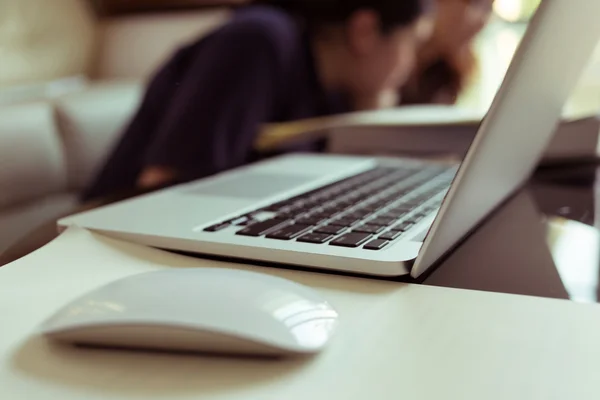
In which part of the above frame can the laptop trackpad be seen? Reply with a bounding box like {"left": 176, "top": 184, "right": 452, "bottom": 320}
{"left": 185, "top": 172, "right": 317, "bottom": 199}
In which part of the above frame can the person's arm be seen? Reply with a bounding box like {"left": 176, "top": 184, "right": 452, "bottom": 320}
{"left": 400, "top": 46, "right": 476, "bottom": 106}
{"left": 352, "top": 88, "right": 400, "bottom": 111}
{"left": 140, "top": 24, "right": 282, "bottom": 186}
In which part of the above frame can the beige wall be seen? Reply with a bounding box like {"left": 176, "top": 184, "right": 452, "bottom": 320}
{"left": 93, "top": 9, "right": 229, "bottom": 80}
{"left": 0, "top": 0, "right": 97, "bottom": 88}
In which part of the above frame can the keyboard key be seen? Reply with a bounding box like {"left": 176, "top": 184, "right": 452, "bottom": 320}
{"left": 353, "top": 224, "right": 385, "bottom": 234}
{"left": 317, "top": 192, "right": 337, "bottom": 202}
{"left": 320, "top": 203, "right": 340, "bottom": 211}
{"left": 237, "top": 219, "right": 290, "bottom": 237}
{"left": 379, "top": 210, "right": 408, "bottom": 220}
{"left": 379, "top": 196, "right": 397, "bottom": 204}
{"left": 368, "top": 217, "right": 397, "bottom": 227}
{"left": 315, "top": 225, "right": 347, "bottom": 235}
{"left": 344, "top": 209, "right": 373, "bottom": 219}
{"left": 330, "top": 203, "right": 353, "bottom": 212}
{"left": 421, "top": 207, "right": 438, "bottom": 215}
{"left": 405, "top": 199, "right": 425, "bottom": 208}
{"left": 203, "top": 222, "right": 230, "bottom": 232}
{"left": 311, "top": 209, "right": 343, "bottom": 219}
{"left": 228, "top": 216, "right": 250, "bottom": 226}
{"left": 364, "top": 239, "right": 389, "bottom": 251}
{"left": 267, "top": 224, "right": 313, "bottom": 240}
{"left": 340, "top": 199, "right": 362, "bottom": 208}
{"left": 275, "top": 210, "right": 304, "bottom": 220}
{"left": 390, "top": 188, "right": 411, "bottom": 197}
{"left": 249, "top": 211, "right": 278, "bottom": 222}
{"left": 379, "top": 230, "right": 403, "bottom": 241}
{"left": 330, "top": 217, "right": 362, "bottom": 227}
{"left": 297, "top": 215, "right": 329, "bottom": 225}
{"left": 297, "top": 232, "right": 334, "bottom": 244}
{"left": 362, "top": 202, "right": 387, "bottom": 212}
{"left": 330, "top": 232, "right": 372, "bottom": 248}
{"left": 407, "top": 214, "right": 425, "bottom": 224}
{"left": 392, "top": 222, "right": 414, "bottom": 232}
{"left": 390, "top": 204, "right": 414, "bottom": 212}
{"left": 279, "top": 203, "right": 303, "bottom": 213}
{"left": 261, "top": 204, "right": 283, "bottom": 212}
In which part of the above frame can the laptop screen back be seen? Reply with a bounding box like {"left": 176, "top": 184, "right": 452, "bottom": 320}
{"left": 413, "top": 0, "right": 600, "bottom": 278}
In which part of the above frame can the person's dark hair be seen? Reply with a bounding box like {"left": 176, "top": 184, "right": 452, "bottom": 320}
{"left": 254, "top": 0, "right": 433, "bottom": 33}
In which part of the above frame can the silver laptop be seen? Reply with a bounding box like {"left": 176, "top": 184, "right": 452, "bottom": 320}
{"left": 60, "top": 1, "right": 600, "bottom": 280}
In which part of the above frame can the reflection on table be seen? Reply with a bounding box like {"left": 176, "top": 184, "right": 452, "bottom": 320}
{"left": 426, "top": 166, "right": 600, "bottom": 304}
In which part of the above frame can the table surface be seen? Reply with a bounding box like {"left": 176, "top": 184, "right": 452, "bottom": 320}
{"left": 4, "top": 222, "right": 600, "bottom": 400}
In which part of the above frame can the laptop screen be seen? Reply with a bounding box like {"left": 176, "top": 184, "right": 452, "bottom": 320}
{"left": 410, "top": 0, "right": 600, "bottom": 278}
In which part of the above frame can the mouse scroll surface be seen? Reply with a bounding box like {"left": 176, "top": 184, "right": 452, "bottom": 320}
{"left": 39, "top": 268, "right": 339, "bottom": 356}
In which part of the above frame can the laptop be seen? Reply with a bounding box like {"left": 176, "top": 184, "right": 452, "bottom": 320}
{"left": 59, "top": 1, "right": 600, "bottom": 280}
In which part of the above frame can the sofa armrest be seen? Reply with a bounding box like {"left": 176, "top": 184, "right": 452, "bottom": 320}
{"left": 0, "top": 102, "right": 68, "bottom": 210}
{"left": 54, "top": 81, "right": 143, "bottom": 191}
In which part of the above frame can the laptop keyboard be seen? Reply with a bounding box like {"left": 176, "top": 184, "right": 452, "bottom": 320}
{"left": 203, "top": 165, "right": 455, "bottom": 250}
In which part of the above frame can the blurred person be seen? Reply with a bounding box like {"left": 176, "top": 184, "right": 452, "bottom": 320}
{"left": 81, "top": 0, "right": 435, "bottom": 202}
{"left": 401, "top": 0, "right": 494, "bottom": 105}
{"left": 1, "top": 0, "right": 436, "bottom": 267}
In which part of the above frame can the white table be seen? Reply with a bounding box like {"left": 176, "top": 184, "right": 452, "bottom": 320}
{"left": 2, "top": 227, "right": 600, "bottom": 399}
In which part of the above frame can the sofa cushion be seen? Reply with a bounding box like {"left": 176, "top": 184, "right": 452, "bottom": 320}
{"left": 54, "top": 81, "right": 143, "bottom": 190}
{"left": 0, "top": 102, "right": 68, "bottom": 210}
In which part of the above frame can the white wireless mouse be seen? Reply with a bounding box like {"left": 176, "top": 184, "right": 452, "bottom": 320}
{"left": 39, "top": 268, "right": 338, "bottom": 357}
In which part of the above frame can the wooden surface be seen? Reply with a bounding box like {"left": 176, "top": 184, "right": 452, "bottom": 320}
{"left": 2, "top": 227, "right": 600, "bottom": 399}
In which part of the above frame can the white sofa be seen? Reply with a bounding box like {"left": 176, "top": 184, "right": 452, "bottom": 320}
{"left": 0, "top": 8, "right": 231, "bottom": 255}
